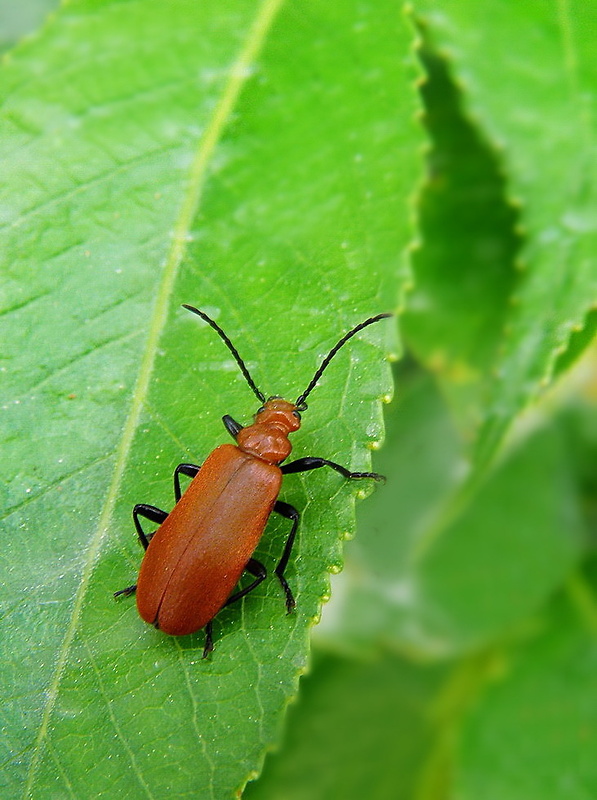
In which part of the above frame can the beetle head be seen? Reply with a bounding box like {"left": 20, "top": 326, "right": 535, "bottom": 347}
{"left": 254, "top": 397, "right": 301, "bottom": 432}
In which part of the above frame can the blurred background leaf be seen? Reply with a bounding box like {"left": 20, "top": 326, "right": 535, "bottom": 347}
{"left": 0, "top": 0, "right": 56, "bottom": 52}
{"left": 245, "top": 649, "right": 451, "bottom": 800}
{"left": 456, "top": 586, "right": 597, "bottom": 800}
{"left": 411, "top": 0, "right": 597, "bottom": 468}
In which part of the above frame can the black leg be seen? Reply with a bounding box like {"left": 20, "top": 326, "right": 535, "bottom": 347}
{"left": 222, "top": 414, "right": 243, "bottom": 439}
{"left": 114, "top": 584, "right": 137, "bottom": 598}
{"left": 115, "top": 503, "right": 168, "bottom": 598}
{"left": 281, "top": 456, "right": 385, "bottom": 483}
{"left": 174, "top": 462, "right": 201, "bottom": 502}
{"left": 133, "top": 503, "right": 168, "bottom": 550}
{"left": 273, "top": 500, "right": 300, "bottom": 613}
{"left": 223, "top": 558, "right": 267, "bottom": 608}
{"left": 202, "top": 558, "right": 267, "bottom": 658}
{"left": 203, "top": 621, "right": 214, "bottom": 659}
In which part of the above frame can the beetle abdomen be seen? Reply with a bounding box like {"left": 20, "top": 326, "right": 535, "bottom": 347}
{"left": 136, "top": 444, "right": 282, "bottom": 636}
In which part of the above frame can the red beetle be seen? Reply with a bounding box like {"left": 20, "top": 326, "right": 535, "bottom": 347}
{"left": 116, "top": 306, "right": 390, "bottom": 656}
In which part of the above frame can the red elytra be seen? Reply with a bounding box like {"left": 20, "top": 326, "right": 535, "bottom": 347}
{"left": 116, "top": 306, "right": 390, "bottom": 657}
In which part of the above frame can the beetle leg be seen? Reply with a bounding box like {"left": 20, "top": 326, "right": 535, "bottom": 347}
{"left": 222, "top": 414, "right": 243, "bottom": 439}
{"left": 202, "top": 622, "right": 214, "bottom": 659}
{"left": 201, "top": 559, "right": 267, "bottom": 659}
{"left": 114, "top": 505, "right": 168, "bottom": 599}
{"left": 174, "top": 462, "right": 201, "bottom": 502}
{"left": 223, "top": 558, "right": 267, "bottom": 608}
{"left": 273, "top": 501, "right": 300, "bottom": 613}
{"left": 114, "top": 584, "right": 137, "bottom": 598}
{"left": 281, "top": 456, "right": 385, "bottom": 483}
{"left": 133, "top": 503, "right": 168, "bottom": 550}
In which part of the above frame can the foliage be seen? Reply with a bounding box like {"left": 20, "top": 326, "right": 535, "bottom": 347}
{"left": 1, "top": 0, "right": 595, "bottom": 798}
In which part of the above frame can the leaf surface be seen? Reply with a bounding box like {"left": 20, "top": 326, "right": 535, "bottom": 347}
{"left": 401, "top": 44, "right": 520, "bottom": 433}
{"left": 411, "top": 0, "right": 597, "bottom": 464}
{"left": 322, "top": 369, "right": 585, "bottom": 657}
{"left": 245, "top": 649, "right": 449, "bottom": 800}
{"left": 0, "top": 1, "right": 420, "bottom": 796}
{"left": 457, "top": 589, "right": 597, "bottom": 800}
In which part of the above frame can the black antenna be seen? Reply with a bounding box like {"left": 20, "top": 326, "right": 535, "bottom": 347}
{"left": 183, "top": 305, "right": 266, "bottom": 403}
{"left": 295, "top": 313, "right": 392, "bottom": 411}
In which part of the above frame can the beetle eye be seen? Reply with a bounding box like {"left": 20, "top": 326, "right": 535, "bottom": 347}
{"left": 292, "top": 410, "right": 301, "bottom": 420}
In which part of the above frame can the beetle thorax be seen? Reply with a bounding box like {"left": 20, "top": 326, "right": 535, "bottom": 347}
{"left": 236, "top": 398, "right": 301, "bottom": 465}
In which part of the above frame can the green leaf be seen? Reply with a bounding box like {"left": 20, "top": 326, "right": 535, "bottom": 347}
{"left": 410, "top": 0, "right": 597, "bottom": 466}
{"left": 0, "top": 1, "right": 421, "bottom": 797}
{"left": 457, "top": 586, "right": 597, "bottom": 800}
{"left": 322, "top": 367, "right": 585, "bottom": 657}
{"left": 0, "top": 0, "right": 57, "bottom": 52}
{"left": 556, "top": 371, "right": 597, "bottom": 536}
{"left": 251, "top": 577, "right": 597, "bottom": 799}
{"left": 245, "top": 648, "right": 450, "bottom": 800}
{"left": 402, "top": 44, "right": 520, "bottom": 433}
{"left": 553, "top": 308, "right": 597, "bottom": 379}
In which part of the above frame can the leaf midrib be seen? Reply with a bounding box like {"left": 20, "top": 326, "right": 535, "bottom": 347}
{"left": 23, "top": 1, "right": 284, "bottom": 795}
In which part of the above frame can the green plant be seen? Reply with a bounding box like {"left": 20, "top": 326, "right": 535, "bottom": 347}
{"left": 1, "top": 1, "right": 595, "bottom": 798}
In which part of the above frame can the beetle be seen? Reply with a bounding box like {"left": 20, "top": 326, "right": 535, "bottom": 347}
{"left": 115, "top": 305, "right": 391, "bottom": 656}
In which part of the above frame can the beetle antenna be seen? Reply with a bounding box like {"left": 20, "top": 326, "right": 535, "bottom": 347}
{"left": 295, "top": 313, "right": 392, "bottom": 411}
{"left": 183, "top": 305, "right": 266, "bottom": 403}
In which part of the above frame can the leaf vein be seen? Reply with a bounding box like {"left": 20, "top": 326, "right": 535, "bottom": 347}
{"left": 3, "top": 142, "right": 180, "bottom": 235}
{"left": 22, "top": 0, "right": 285, "bottom": 794}
{"left": 82, "top": 638, "right": 156, "bottom": 800}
